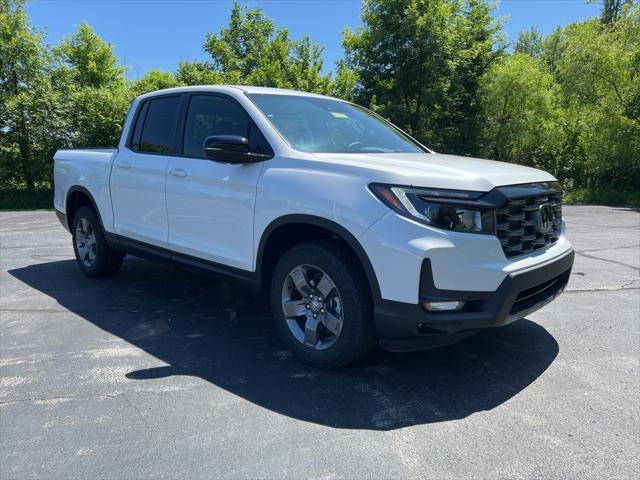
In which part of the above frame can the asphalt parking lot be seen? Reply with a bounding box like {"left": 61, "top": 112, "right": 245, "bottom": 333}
{"left": 1, "top": 206, "right": 638, "bottom": 479}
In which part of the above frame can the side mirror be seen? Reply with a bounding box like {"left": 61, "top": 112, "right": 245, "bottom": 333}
{"left": 203, "top": 135, "right": 250, "bottom": 163}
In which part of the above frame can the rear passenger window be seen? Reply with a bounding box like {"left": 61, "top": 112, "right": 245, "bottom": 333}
{"left": 182, "top": 95, "right": 250, "bottom": 159}
{"left": 138, "top": 96, "right": 182, "bottom": 154}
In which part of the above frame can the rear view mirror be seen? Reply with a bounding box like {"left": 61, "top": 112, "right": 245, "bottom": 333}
{"left": 203, "top": 135, "right": 250, "bottom": 163}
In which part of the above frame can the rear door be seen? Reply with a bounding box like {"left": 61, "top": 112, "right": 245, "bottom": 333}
{"left": 165, "top": 94, "right": 269, "bottom": 270}
{"left": 111, "top": 95, "right": 183, "bottom": 247}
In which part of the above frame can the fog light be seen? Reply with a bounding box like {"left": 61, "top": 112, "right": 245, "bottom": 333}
{"left": 422, "top": 301, "right": 465, "bottom": 311}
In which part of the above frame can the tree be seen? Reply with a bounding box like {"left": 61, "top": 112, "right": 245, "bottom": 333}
{"left": 0, "top": 0, "right": 55, "bottom": 189}
{"left": 54, "top": 23, "right": 124, "bottom": 88}
{"left": 588, "top": 0, "right": 636, "bottom": 24}
{"left": 52, "top": 23, "right": 129, "bottom": 148}
{"left": 129, "top": 69, "right": 179, "bottom": 96}
{"left": 330, "top": 59, "right": 359, "bottom": 100}
{"left": 479, "top": 54, "right": 562, "bottom": 169}
{"left": 343, "top": 0, "right": 502, "bottom": 153}
{"left": 203, "top": 2, "right": 334, "bottom": 93}
{"left": 438, "top": 0, "right": 504, "bottom": 154}
{"left": 541, "top": 26, "right": 566, "bottom": 75}
{"left": 558, "top": 13, "right": 639, "bottom": 125}
{"left": 515, "top": 26, "right": 544, "bottom": 58}
{"left": 555, "top": 7, "right": 640, "bottom": 190}
{"left": 175, "top": 61, "right": 222, "bottom": 85}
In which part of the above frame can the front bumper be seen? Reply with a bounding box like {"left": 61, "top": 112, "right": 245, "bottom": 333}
{"left": 374, "top": 249, "right": 574, "bottom": 352}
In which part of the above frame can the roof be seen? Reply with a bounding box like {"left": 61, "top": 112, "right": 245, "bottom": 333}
{"left": 135, "top": 85, "right": 336, "bottom": 101}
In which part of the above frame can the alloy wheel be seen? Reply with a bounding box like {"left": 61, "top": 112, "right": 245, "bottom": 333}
{"left": 75, "top": 217, "right": 97, "bottom": 268}
{"left": 281, "top": 264, "right": 344, "bottom": 350}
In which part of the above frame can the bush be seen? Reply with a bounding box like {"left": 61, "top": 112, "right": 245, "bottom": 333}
{"left": 564, "top": 188, "right": 640, "bottom": 208}
{"left": 0, "top": 188, "right": 53, "bottom": 210}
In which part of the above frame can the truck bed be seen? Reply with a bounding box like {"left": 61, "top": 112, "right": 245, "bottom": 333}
{"left": 53, "top": 148, "right": 118, "bottom": 232}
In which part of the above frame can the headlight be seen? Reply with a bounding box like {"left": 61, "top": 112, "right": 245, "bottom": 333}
{"left": 369, "top": 183, "right": 495, "bottom": 235}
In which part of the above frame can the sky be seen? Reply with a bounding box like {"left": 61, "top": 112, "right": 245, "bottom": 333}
{"left": 27, "top": 0, "right": 602, "bottom": 80}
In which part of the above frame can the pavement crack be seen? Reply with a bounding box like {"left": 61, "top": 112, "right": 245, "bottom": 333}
{"left": 566, "top": 278, "right": 639, "bottom": 293}
{"left": 577, "top": 244, "right": 640, "bottom": 253}
{"left": 118, "top": 392, "right": 153, "bottom": 429}
{"left": 0, "top": 392, "right": 125, "bottom": 406}
{"left": 574, "top": 250, "right": 640, "bottom": 271}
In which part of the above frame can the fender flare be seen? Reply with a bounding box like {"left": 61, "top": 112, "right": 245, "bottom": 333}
{"left": 256, "top": 214, "right": 382, "bottom": 301}
{"left": 65, "top": 186, "right": 107, "bottom": 234}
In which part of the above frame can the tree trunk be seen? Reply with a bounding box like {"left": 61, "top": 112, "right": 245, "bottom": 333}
{"left": 17, "top": 119, "right": 34, "bottom": 190}
{"left": 9, "top": 60, "right": 35, "bottom": 190}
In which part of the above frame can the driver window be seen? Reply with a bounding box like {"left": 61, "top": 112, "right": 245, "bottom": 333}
{"left": 182, "top": 95, "right": 249, "bottom": 159}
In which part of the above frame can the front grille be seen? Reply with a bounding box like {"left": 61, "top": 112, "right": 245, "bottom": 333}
{"left": 496, "top": 190, "right": 562, "bottom": 258}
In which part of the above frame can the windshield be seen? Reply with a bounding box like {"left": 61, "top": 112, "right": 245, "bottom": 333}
{"left": 247, "top": 93, "right": 425, "bottom": 154}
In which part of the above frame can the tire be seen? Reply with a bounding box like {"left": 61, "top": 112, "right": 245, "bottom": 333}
{"left": 270, "top": 240, "right": 376, "bottom": 368}
{"left": 71, "top": 205, "right": 123, "bottom": 278}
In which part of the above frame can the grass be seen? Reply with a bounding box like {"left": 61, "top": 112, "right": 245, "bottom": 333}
{"left": 1, "top": 187, "right": 638, "bottom": 211}
{"left": 564, "top": 188, "right": 640, "bottom": 209}
{"left": 0, "top": 188, "right": 53, "bottom": 210}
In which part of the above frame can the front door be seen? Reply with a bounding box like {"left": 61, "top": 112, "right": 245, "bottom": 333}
{"left": 165, "top": 94, "right": 270, "bottom": 271}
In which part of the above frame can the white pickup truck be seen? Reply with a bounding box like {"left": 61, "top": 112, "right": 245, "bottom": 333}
{"left": 54, "top": 86, "right": 574, "bottom": 368}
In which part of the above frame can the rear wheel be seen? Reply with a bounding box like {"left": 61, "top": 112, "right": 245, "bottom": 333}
{"left": 270, "top": 240, "right": 376, "bottom": 368}
{"left": 72, "top": 206, "right": 123, "bottom": 278}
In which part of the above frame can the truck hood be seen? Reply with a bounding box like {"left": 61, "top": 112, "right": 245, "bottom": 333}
{"left": 312, "top": 152, "right": 556, "bottom": 192}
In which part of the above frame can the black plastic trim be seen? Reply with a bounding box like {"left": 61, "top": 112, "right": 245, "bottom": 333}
{"left": 55, "top": 209, "right": 69, "bottom": 233}
{"left": 256, "top": 214, "right": 382, "bottom": 301}
{"left": 114, "top": 235, "right": 259, "bottom": 288}
{"left": 65, "top": 186, "right": 113, "bottom": 242}
{"left": 369, "top": 181, "right": 563, "bottom": 210}
{"left": 375, "top": 249, "right": 574, "bottom": 352}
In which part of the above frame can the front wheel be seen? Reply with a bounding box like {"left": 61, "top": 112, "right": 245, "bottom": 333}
{"left": 270, "top": 240, "right": 376, "bottom": 368}
{"left": 72, "top": 206, "right": 123, "bottom": 278}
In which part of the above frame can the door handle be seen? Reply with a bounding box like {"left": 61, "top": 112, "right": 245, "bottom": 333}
{"left": 169, "top": 168, "right": 187, "bottom": 178}
{"left": 118, "top": 162, "right": 131, "bottom": 170}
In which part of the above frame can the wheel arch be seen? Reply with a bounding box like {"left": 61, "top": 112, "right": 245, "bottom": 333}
{"left": 65, "top": 186, "right": 105, "bottom": 233}
{"left": 256, "top": 215, "right": 381, "bottom": 301}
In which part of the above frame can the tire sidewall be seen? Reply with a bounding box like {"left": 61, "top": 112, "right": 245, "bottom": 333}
{"left": 71, "top": 206, "right": 109, "bottom": 277}
{"left": 270, "top": 241, "right": 373, "bottom": 368}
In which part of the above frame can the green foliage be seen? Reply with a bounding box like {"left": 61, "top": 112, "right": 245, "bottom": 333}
{"left": 564, "top": 188, "right": 640, "bottom": 207}
{"left": 61, "top": 86, "right": 131, "bottom": 147}
{"left": 203, "top": 3, "right": 334, "bottom": 94}
{"left": 0, "top": 0, "right": 57, "bottom": 189}
{"left": 438, "top": 0, "right": 505, "bottom": 155}
{"left": 53, "top": 23, "right": 130, "bottom": 148}
{"left": 175, "top": 61, "right": 222, "bottom": 85}
{"left": 1, "top": 0, "right": 638, "bottom": 206}
{"left": 0, "top": 187, "right": 52, "bottom": 209}
{"left": 476, "top": 3, "right": 640, "bottom": 194}
{"left": 343, "top": 0, "right": 503, "bottom": 154}
{"left": 588, "top": 0, "right": 635, "bottom": 24}
{"left": 515, "top": 26, "right": 544, "bottom": 58}
{"left": 555, "top": 9, "right": 640, "bottom": 190}
{"left": 54, "top": 23, "right": 124, "bottom": 88}
{"left": 330, "top": 60, "right": 359, "bottom": 101}
{"left": 129, "top": 69, "right": 179, "bottom": 96}
{"left": 479, "top": 54, "right": 562, "bottom": 168}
